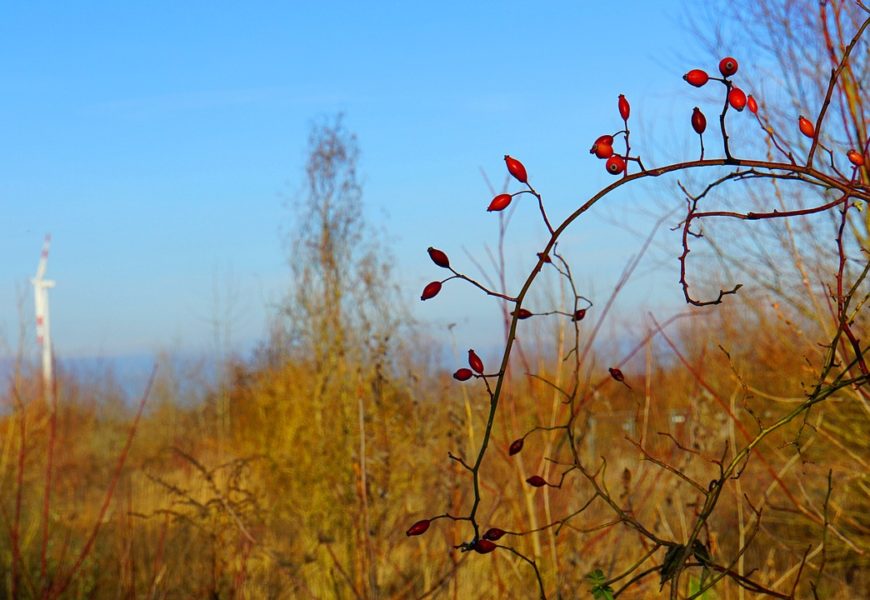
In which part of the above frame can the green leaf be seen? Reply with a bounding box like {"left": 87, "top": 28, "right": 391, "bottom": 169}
{"left": 688, "top": 574, "right": 717, "bottom": 599}
{"left": 585, "top": 569, "right": 615, "bottom": 599}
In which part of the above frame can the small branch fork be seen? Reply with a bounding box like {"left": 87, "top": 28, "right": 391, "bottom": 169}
{"left": 414, "top": 9, "right": 870, "bottom": 599}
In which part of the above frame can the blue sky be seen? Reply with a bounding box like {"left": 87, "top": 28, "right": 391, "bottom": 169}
{"left": 1, "top": 1, "right": 727, "bottom": 361}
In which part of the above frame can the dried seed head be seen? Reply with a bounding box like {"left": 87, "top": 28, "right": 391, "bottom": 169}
{"left": 526, "top": 475, "right": 547, "bottom": 487}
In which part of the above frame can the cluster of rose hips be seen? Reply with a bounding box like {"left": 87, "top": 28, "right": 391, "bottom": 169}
{"left": 797, "top": 115, "right": 867, "bottom": 167}
{"left": 411, "top": 54, "right": 868, "bottom": 553}
{"left": 407, "top": 516, "right": 505, "bottom": 554}
{"left": 679, "top": 57, "right": 757, "bottom": 158}
{"left": 588, "top": 94, "right": 632, "bottom": 175}
{"left": 683, "top": 57, "right": 757, "bottom": 126}
{"left": 683, "top": 57, "right": 867, "bottom": 167}
{"left": 486, "top": 155, "right": 528, "bottom": 212}
{"left": 452, "top": 349, "right": 485, "bottom": 381}
{"left": 418, "top": 154, "right": 536, "bottom": 303}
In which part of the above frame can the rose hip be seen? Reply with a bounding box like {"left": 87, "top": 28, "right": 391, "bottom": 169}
{"left": 453, "top": 368, "right": 473, "bottom": 381}
{"left": 618, "top": 94, "right": 630, "bottom": 120}
{"left": 691, "top": 107, "right": 706, "bottom": 134}
{"left": 406, "top": 519, "right": 430, "bottom": 536}
{"left": 847, "top": 149, "right": 865, "bottom": 167}
{"left": 508, "top": 438, "right": 524, "bottom": 455}
{"left": 728, "top": 87, "right": 747, "bottom": 111}
{"left": 799, "top": 116, "right": 815, "bottom": 138}
{"left": 606, "top": 155, "right": 626, "bottom": 175}
{"left": 420, "top": 281, "right": 442, "bottom": 301}
{"left": 483, "top": 528, "right": 506, "bottom": 541}
{"left": 747, "top": 95, "right": 758, "bottom": 114}
{"left": 487, "top": 193, "right": 513, "bottom": 212}
{"left": 719, "top": 57, "right": 738, "bottom": 77}
{"left": 427, "top": 247, "right": 450, "bottom": 268}
{"left": 683, "top": 69, "right": 709, "bottom": 87}
{"left": 468, "top": 349, "right": 484, "bottom": 374}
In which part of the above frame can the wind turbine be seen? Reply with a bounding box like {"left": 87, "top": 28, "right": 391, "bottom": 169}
{"left": 31, "top": 234, "right": 55, "bottom": 392}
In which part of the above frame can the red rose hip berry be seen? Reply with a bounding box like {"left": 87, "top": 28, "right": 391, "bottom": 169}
{"left": 719, "top": 57, "right": 738, "bottom": 77}
{"left": 591, "top": 134, "right": 614, "bottom": 148}
{"left": 728, "top": 87, "right": 747, "bottom": 111}
{"left": 590, "top": 135, "right": 615, "bottom": 159}
{"left": 406, "top": 519, "right": 431, "bottom": 536}
{"left": 453, "top": 368, "right": 473, "bottom": 381}
{"left": 847, "top": 149, "right": 865, "bottom": 167}
{"left": 474, "top": 539, "right": 497, "bottom": 554}
{"left": 683, "top": 69, "right": 709, "bottom": 87}
{"left": 504, "top": 155, "right": 528, "bottom": 183}
{"left": 427, "top": 247, "right": 450, "bottom": 268}
{"left": 747, "top": 95, "right": 758, "bottom": 114}
{"left": 618, "top": 94, "right": 630, "bottom": 120}
{"left": 512, "top": 308, "right": 533, "bottom": 319}
{"left": 468, "top": 349, "right": 484, "bottom": 374}
{"left": 691, "top": 107, "right": 706, "bottom": 134}
{"left": 605, "top": 155, "right": 626, "bottom": 175}
{"left": 420, "top": 281, "right": 442, "bottom": 301}
{"left": 487, "top": 193, "right": 513, "bottom": 212}
{"left": 508, "top": 438, "right": 524, "bottom": 455}
{"left": 798, "top": 116, "right": 815, "bottom": 138}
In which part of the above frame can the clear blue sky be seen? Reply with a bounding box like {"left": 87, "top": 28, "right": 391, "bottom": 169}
{"left": 1, "top": 1, "right": 726, "bottom": 360}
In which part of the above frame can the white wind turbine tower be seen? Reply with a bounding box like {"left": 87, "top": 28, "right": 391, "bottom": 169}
{"left": 31, "top": 234, "right": 55, "bottom": 392}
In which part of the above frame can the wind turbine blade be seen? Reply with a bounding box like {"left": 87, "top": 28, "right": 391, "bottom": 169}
{"left": 34, "top": 234, "right": 51, "bottom": 280}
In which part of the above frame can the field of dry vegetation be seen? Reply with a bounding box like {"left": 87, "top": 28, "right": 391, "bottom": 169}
{"left": 2, "top": 1, "right": 869, "bottom": 598}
